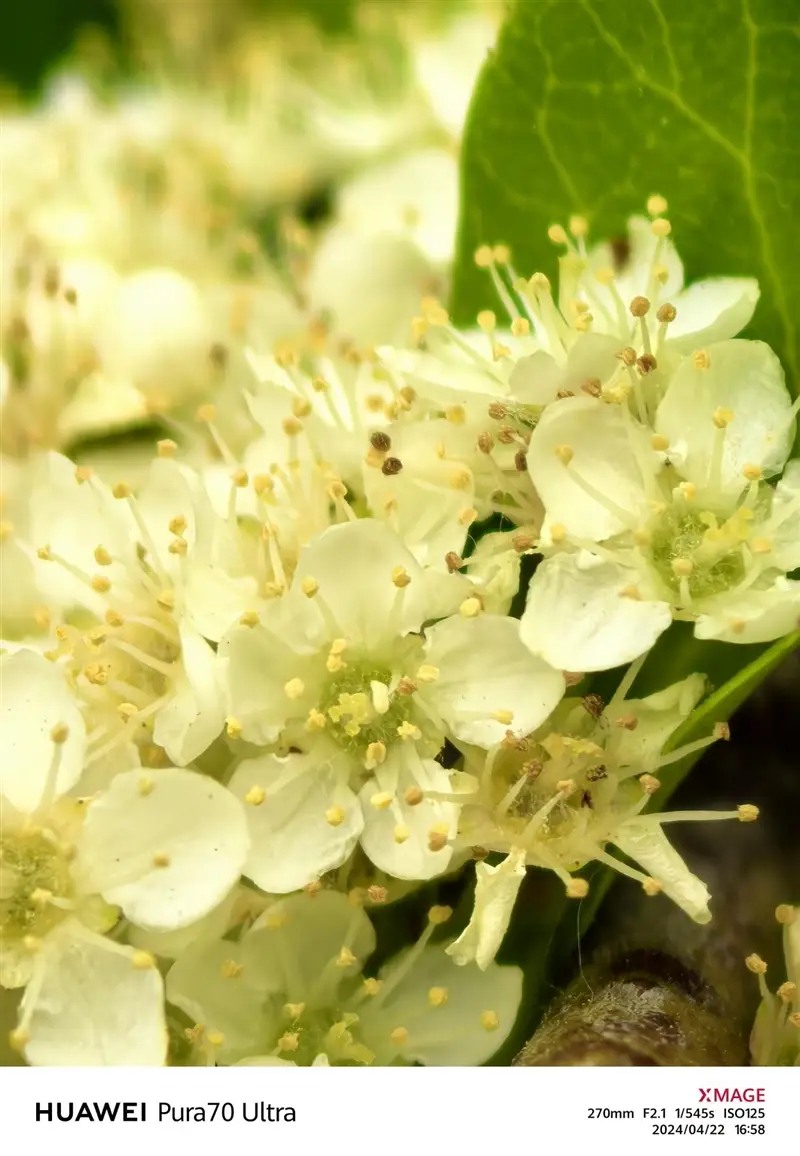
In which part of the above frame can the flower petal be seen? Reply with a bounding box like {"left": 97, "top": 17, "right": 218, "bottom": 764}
{"left": 656, "top": 340, "right": 794, "bottom": 496}
{"left": 445, "top": 849, "right": 528, "bottom": 969}
{"left": 526, "top": 396, "right": 653, "bottom": 540}
{"left": 611, "top": 820, "right": 711, "bottom": 923}
{"left": 152, "top": 622, "right": 225, "bottom": 765}
{"left": 228, "top": 750, "right": 362, "bottom": 893}
{"left": 694, "top": 579, "right": 800, "bottom": 644}
{"left": 0, "top": 649, "right": 86, "bottom": 812}
{"left": 668, "top": 278, "right": 759, "bottom": 349}
{"left": 19, "top": 924, "right": 166, "bottom": 1066}
{"left": 361, "top": 945, "right": 523, "bottom": 1066}
{"left": 520, "top": 553, "right": 672, "bottom": 671}
{"left": 421, "top": 614, "right": 565, "bottom": 746}
{"left": 75, "top": 768, "right": 249, "bottom": 930}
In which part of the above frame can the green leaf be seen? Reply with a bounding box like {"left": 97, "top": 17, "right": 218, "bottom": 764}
{"left": 452, "top": 0, "right": 800, "bottom": 394}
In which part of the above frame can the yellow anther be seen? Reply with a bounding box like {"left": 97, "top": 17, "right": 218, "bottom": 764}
{"left": 459, "top": 596, "right": 482, "bottom": 618}
{"left": 745, "top": 953, "right": 768, "bottom": 975}
{"left": 396, "top": 721, "right": 422, "bottom": 741}
{"left": 477, "top": 309, "right": 496, "bottom": 332}
{"left": 651, "top": 217, "right": 672, "bottom": 237}
{"left": 152, "top": 852, "right": 171, "bottom": 868}
{"left": 777, "top": 982, "right": 797, "bottom": 1002}
{"left": 91, "top": 575, "right": 111, "bottom": 593}
{"left": 712, "top": 406, "right": 734, "bottom": 429}
{"left": 367, "top": 885, "right": 388, "bottom": 904}
{"left": 283, "top": 1002, "right": 306, "bottom": 1019}
{"left": 325, "top": 805, "right": 345, "bottom": 827}
{"left": 428, "top": 986, "right": 449, "bottom": 1008}
{"left": 692, "top": 349, "right": 711, "bottom": 370}
{"left": 93, "top": 545, "right": 113, "bottom": 567}
{"left": 390, "top": 1027, "right": 409, "bottom": 1046}
{"left": 337, "top": 946, "right": 357, "bottom": 968}
{"left": 226, "top": 716, "right": 243, "bottom": 740}
{"left": 132, "top": 950, "right": 156, "bottom": 970}
{"left": 651, "top": 434, "right": 670, "bottom": 451}
{"left": 283, "top": 678, "right": 305, "bottom": 700}
{"left": 112, "top": 482, "right": 132, "bottom": 499}
{"left": 566, "top": 878, "right": 589, "bottom": 899}
{"left": 238, "top": 610, "right": 260, "bottom": 627}
{"left": 157, "top": 439, "right": 178, "bottom": 458}
{"left": 554, "top": 444, "right": 574, "bottom": 466}
{"left": 363, "top": 977, "right": 382, "bottom": 996}
{"left": 775, "top": 904, "right": 796, "bottom": 925}
{"left": 221, "top": 959, "right": 244, "bottom": 979}
{"left": 30, "top": 889, "right": 53, "bottom": 907}
{"left": 168, "top": 537, "right": 188, "bottom": 556}
{"left": 713, "top": 722, "right": 731, "bottom": 740}
{"left": 647, "top": 194, "right": 668, "bottom": 216}
{"left": 642, "top": 878, "right": 663, "bottom": 897}
{"left": 738, "top": 804, "right": 759, "bottom": 822}
{"left": 50, "top": 722, "right": 69, "bottom": 744}
{"left": 105, "top": 608, "right": 124, "bottom": 627}
{"left": 416, "top": 664, "right": 439, "bottom": 684}
{"left": 474, "top": 245, "right": 494, "bottom": 268}
{"left": 74, "top": 466, "right": 93, "bottom": 484}
{"left": 428, "top": 905, "right": 453, "bottom": 925}
{"left": 393, "top": 823, "right": 410, "bottom": 844}
{"left": 569, "top": 215, "right": 589, "bottom": 238}
{"left": 639, "top": 773, "right": 661, "bottom": 795}
{"left": 750, "top": 537, "right": 772, "bottom": 555}
{"left": 23, "top": 935, "right": 43, "bottom": 954}
{"left": 547, "top": 224, "right": 569, "bottom": 245}
{"left": 307, "top": 708, "right": 327, "bottom": 731}
{"left": 742, "top": 463, "right": 762, "bottom": 481}
{"left": 556, "top": 779, "right": 576, "bottom": 795}
{"left": 511, "top": 317, "right": 531, "bottom": 337}
{"left": 137, "top": 775, "right": 154, "bottom": 796}
{"left": 245, "top": 784, "right": 266, "bottom": 807}
{"left": 480, "top": 1011, "right": 500, "bottom": 1031}
{"left": 392, "top": 566, "right": 411, "bottom": 588}
{"left": 365, "top": 741, "right": 387, "bottom": 766}
{"left": 301, "top": 576, "right": 319, "bottom": 598}
{"left": 8, "top": 1028, "right": 29, "bottom": 1053}
{"left": 671, "top": 557, "right": 694, "bottom": 577}
{"left": 370, "top": 791, "right": 393, "bottom": 811}
{"left": 404, "top": 785, "right": 424, "bottom": 806}
{"left": 156, "top": 589, "right": 175, "bottom": 611}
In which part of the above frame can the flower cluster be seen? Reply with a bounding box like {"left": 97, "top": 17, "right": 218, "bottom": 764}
{"left": 2, "top": 2, "right": 798, "bottom": 1062}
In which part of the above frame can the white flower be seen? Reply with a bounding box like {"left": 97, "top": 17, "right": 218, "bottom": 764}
{"left": 522, "top": 343, "right": 800, "bottom": 669}
{"left": 28, "top": 452, "right": 226, "bottom": 763}
{"left": 166, "top": 889, "right": 522, "bottom": 1066}
{"left": 1, "top": 650, "right": 247, "bottom": 1062}
{"left": 749, "top": 905, "right": 800, "bottom": 1066}
{"left": 449, "top": 671, "right": 754, "bottom": 963}
{"left": 220, "top": 519, "right": 564, "bottom": 887}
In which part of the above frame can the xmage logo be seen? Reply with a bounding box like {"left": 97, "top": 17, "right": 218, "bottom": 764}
{"left": 698, "top": 1089, "right": 766, "bottom": 1104}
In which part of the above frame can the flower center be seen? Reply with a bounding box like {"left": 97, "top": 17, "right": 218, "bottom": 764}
{"left": 647, "top": 505, "right": 747, "bottom": 600}
{"left": 319, "top": 661, "right": 413, "bottom": 754}
{"left": 0, "top": 830, "right": 74, "bottom": 941}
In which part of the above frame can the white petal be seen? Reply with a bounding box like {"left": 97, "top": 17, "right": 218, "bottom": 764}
{"left": 359, "top": 752, "right": 456, "bottom": 881}
{"left": 445, "top": 849, "right": 527, "bottom": 969}
{"left": 19, "top": 924, "right": 166, "bottom": 1066}
{"left": 421, "top": 614, "right": 565, "bottom": 746}
{"left": 526, "top": 396, "right": 653, "bottom": 540}
{"left": 520, "top": 553, "right": 672, "bottom": 671}
{"left": 228, "top": 750, "right": 362, "bottom": 893}
{"left": 288, "top": 520, "right": 446, "bottom": 648}
{"left": 656, "top": 340, "right": 794, "bottom": 497}
{"left": 127, "top": 886, "right": 240, "bottom": 961}
{"left": 694, "top": 579, "right": 800, "bottom": 644}
{"left": 668, "top": 278, "right": 759, "bottom": 349}
{"left": 612, "top": 674, "right": 707, "bottom": 769}
{"left": 153, "top": 622, "right": 225, "bottom": 764}
{"left": 217, "top": 622, "right": 313, "bottom": 746}
{"left": 75, "top": 768, "right": 249, "bottom": 930}
{"left": 611, "top": 820, "right": 711, "bottom": 923}
{"left": 246, "top": 890, "right": 376, "bottom": 1006}
{"left": 771, "top": 460, "right": 800, "bottom": 572}
{"left": 361, "top": 946, "right": 523, "bottom": 1066}
{"left": 0, "top": 649, "right": 86, "bottom": 812}
{"left": 166, "top": 938, "right": 275, "bottom": 1061}
{"left": 183, "top": 564, "right": 260, "bottom": 642}
{"left": 464, "top": 531, "right": 521, "bottom": 615}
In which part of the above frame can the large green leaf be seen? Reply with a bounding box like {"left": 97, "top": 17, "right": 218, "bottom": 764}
{"left": 452, "top": 0, "right": 800, "bottom": 394}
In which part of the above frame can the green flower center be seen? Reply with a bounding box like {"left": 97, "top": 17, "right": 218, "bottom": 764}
{"left": 0, "top": 830, "right": 73, "bottom": 940}
{"left": 320, "top": 660, "right": 413, "bottom": 754}
{"left": 647, "top": 506, "right": 747, "bottom": 600}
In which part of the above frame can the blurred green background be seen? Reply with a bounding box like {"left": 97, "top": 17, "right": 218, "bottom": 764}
{"left": 0, "top": 0, "right": 370, "bottom": 94}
